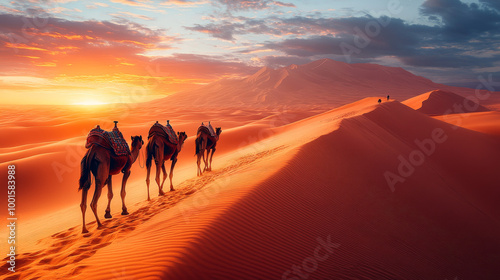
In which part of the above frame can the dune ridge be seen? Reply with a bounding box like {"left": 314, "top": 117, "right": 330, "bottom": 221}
{"left": 403, "top": 89, "right": 490, "bottom": 115}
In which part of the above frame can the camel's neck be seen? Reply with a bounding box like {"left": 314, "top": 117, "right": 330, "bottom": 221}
{"left": 130, "top": 146, "right": 140, "bottom": 163}
{"left": 177, "top": 142, "right": 183, "bottom": 152}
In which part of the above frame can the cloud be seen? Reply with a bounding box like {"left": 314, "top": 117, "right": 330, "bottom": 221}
{"left": 94, "top": 2, "right": 109, "bottom": 7}
{"left": 420, "top": 0, "right": 500, "bottom": 40}
{"left": 0, "top": 5, "right": 22, "bottom": 13}
{"left": 273, "top": 1, "right": 295, "bottom": 8}
{"left": 47, "top": 6, "right": 82, "bottom": 14}
{"left": 0, "top": 12, "right": 260, "bottom": 95}
{"left": 111, "top": 11, "right": 154, "bottom": 20}
{"left": 258, "top": 16, "right": 435, "bottom": 59}
{"left": 5, "top": 0, "right": 79, "bottom": 16}
{"left": 186, "top": 14, "right": 432, "bottom": 46}
{"left": 18, "top": 0, "right": 78, "bottom": 3}
{"left": 87, "top": 2, "right": 109, "bottom": 9}
{"left": 480, "top": 0, "right": 500, "bottom": 11}
{"left": 110, "top": 0, "right": 155, "bottom": 9}
{"left": 160, "top": 0, "right": 208, "bottom": 6}
{"left": 185, "top": 15, "right": 332, "bottom": 41}
{"left": 186, "top": 0, "right": 500, "bottom": 73}
{"left": 214, "top": 0, "right": 295, "bottom": 11}
{"left": 186, "top": 21, "right": 242, "bottom": 40}
{"left": 0, "top": 13, "right": 172, "bottom": 76}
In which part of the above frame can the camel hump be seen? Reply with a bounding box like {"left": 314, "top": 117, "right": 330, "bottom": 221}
{"left": 198, "top": 123, "right": 216, "bottom": 137}
{"left": 86, "top": 126, "right": 130, "bottom": 156}
{"left": 148, "top": 122, "right": 178, "bottom": 144}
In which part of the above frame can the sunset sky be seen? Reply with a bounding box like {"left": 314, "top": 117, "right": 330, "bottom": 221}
{"left": 0, "top": 0, "right": 499, "bottom": 105}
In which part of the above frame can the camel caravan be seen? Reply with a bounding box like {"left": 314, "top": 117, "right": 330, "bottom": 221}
{"left": 79, "top": 120, "right": 221, "bottom": 233}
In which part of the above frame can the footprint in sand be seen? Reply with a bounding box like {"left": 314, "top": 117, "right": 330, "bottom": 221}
{"left": 73, "top": 250, "right": 97, "bottom": 262}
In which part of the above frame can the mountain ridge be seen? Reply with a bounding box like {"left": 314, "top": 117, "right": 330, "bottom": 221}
{"left": 153, "top": 59, "right": 480, "bottom": 108}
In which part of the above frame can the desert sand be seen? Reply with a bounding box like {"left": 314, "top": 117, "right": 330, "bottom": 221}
{"left": 1, "top": 61, "right": 500, "bottom": 279}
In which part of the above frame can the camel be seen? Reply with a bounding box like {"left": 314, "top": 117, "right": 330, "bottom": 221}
{"left": 145, "top": 126, "right": 187, "bottom": 201}
{"left": 79, "top": 133, "right": 143, "bottom": 234}
{"left": 196, "top": 125, "right": 222, "bottom": 176}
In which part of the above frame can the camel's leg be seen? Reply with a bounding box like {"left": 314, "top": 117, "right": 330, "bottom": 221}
{"left": 208, "top": 148, "right": 215, "bottom": 171}
{"left": 201, "top": 150, "right": 207, "bottom": 173}
{"left": 105, "top": 175, "right": 113, "bottom": 219}
{"left": 197, "top": 152, "right": 202, "bottom": 176}
{"left": 155, "top": 157, "right": 165, "bottom": 196}
{"left": 90, "top": 165, "right": 107, "bottom": 229}
{"left": 203, "top": 149, "right": 210, "bottom": 171}
{"left": 169, "top": 158, "right": 178, "bottom": 191}
{"left": 196, "top": 136, "right": 205, "bottom": 176}
{"left": 202, "top": 136, "right": 208, "bottom": 171}
{"left": 90, "top": 181, "right": 104, "bottom": 229}
{"left": 121, "top": 170, "right": 131, "bottom": 215}
{"left": 81, "top": 187, "right": 89, "bottom": 234}
{"left": 160, "top": 163, "right": 168, "bottom": 189}
{"left": 145, "top": 162, "right": 152, "bottom": 201}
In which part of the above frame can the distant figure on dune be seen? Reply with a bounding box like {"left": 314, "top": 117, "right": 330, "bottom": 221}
{"left": 387, "top": 95, "right": 390, "bottom": 101}
{"left": 79, "top": 121, "right": 144, "bottom": 234}
{"left": 378, "top": 98, "right": 382, "bottom": 104}
{"left": 196, "top": 121, "right": 222, "bottom": 176}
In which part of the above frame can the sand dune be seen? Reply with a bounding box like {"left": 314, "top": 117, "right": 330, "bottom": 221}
{"left": 433, "top": 111, "right": 500, "bottom": 137}
{"left": 1, "top": 60, "right": 499, "bottom": 279}
{"left": 0, "top": 103, "right": 320, "bottom": 222}
{"left": 155, "top": 101, "right": 500, "bottom": 279}
{"left": 403, "top": 89, "right": 490, "bottom": 116}
{"left": 3, "top": 97, "right": 500, "bottom": 279}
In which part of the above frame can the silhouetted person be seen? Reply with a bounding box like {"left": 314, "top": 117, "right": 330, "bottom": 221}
{"left": 378, "top": 99, "right": 382, "bottom": 104}
{"left": 387, "top": 95, "right": 390, "bottom": 101}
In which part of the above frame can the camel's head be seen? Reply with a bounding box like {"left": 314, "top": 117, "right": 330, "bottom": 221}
{"left": 215, "top": 127, "right": 222, "bottom": 136}
{"left": 131, "top": 135, "right": 144, "bottom": 150}
{"left": 177, "top": 131, "right": 188, "bottom": 144}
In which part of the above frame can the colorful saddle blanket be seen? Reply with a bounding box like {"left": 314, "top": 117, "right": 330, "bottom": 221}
{"left": 148, "top": 122, "right": 178, "bottom": 144}
{"left": 85, "top": 126, "right": 130, "bottom": 156}
{"left": 197, "top": 124, "right": 217, "bottom": 138}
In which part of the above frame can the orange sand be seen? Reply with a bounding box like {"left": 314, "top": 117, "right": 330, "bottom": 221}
{"left": 1, "top": 95, "right": 500, "bottom": 279}
{"left": 1, "top": 61, "right": 500, "bottom": 279}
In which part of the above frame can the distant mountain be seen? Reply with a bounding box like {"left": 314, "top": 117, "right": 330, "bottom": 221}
{"left": 155, "top": 59, "right": 476, "bottom": 108}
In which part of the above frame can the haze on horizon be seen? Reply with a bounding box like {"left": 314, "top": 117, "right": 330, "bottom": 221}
{"left": 0, "top": 0, "right": 499, "bottom": 105}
